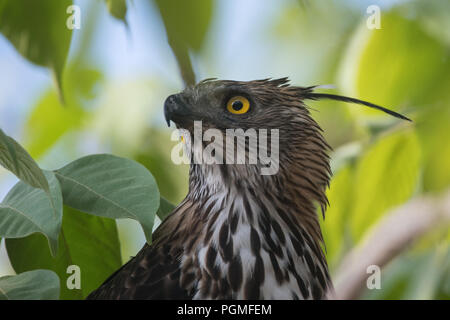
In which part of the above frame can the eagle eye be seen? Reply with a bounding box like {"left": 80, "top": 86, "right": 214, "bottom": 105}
{"left": 226, "top": 96, "right": 250, "bottom": 114}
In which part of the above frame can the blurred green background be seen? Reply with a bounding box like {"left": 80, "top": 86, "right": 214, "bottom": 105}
{"left": 0, "top": 0, "right": 448, "bottom": 299}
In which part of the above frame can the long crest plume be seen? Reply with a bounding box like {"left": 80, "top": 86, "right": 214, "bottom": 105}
{"left": 303, "top": 91, "right": 411, "bottom": 121}
{"left": 255, "top": 78, "right": 412, "bottom": 121}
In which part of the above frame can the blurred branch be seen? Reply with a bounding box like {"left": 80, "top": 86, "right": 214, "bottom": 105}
{"left": 153, "top": 0, "right": 214, "bottom": 87}
{"left": 330, "top": 190, "right": 450, "bottom": 299}
{"left": 168, "top": 40, "right": 196, "bottom": 86}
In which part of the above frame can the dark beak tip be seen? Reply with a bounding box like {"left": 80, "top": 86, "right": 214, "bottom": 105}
{"left": 164, "top": 109, "right": 170, "bottom": 127}
{"left": 164, "top": 97, "right": 172, "bottom": 127}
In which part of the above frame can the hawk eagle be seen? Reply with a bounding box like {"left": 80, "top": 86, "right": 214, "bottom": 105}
{"left": 87, "top": 78, "right": 409, "bottom": 300}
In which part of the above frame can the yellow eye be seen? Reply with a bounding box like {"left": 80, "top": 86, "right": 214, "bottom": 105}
{"left": 227, "top": 96, "right": 250, "bottom": 114}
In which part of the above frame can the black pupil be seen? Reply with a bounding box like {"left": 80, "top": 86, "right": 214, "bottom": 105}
{"left": 232, "top": 100, "right": 244, "bottom": 111}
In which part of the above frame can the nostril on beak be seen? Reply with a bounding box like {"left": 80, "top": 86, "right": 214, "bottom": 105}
{"left": 166, "top": 94, "right": 176, "bottom": 106}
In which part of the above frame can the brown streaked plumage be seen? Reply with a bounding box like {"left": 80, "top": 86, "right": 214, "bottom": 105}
{"left": 87, "top": 78, "right": 409, "bottom": 300}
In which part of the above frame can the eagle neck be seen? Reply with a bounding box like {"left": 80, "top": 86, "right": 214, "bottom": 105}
{"left": 182, "top": 163, "right": 332, "bottom": 299}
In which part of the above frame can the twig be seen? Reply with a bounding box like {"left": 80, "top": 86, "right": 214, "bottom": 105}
{"left": 329, "top": 190, "right": 450, "bottom": 300}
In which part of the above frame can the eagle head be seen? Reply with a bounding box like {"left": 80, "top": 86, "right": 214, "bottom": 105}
{"left": 164, "top": 78, "right": 331, "bottom": 214}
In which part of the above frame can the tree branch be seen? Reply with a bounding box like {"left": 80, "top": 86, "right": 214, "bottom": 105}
{"left": 329, "top": 190, "right": 450, "bottom": 300}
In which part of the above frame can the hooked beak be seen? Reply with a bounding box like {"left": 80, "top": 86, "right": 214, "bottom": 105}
{"left": 164, "top": 94, "right": 191, "bottom": 127}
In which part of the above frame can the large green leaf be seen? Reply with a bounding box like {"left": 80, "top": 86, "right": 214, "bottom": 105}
{"left": 356, "top": 13, "right": 448, "bottom": 109}
{"left": 343, "top": 9, "right": 450, "bottom": 194}
{"left": 341, "top": 12, "right": 450, "bottom": 119}
{"left": 350, "top": 129, "right": 421, "bottom": 241}
{"left": 54, "top": 154, "right": 159, "bottom": 242}
{"left": 0, "top": 128, "right": 49, "bottom": 192}
{"left": 154, "top": 0, "right": 214, "bottom": 85}
{"left": 6, "top": 206, "right": 122, "bottom": 300}
{"left": 0, "top": 171, "right": 62, "bottom": 256}
{"left": 0, "top": 0, "right": 73, "bottom": 98}
{"left": 0, "top": 270, "right": 60, "bottom": 300}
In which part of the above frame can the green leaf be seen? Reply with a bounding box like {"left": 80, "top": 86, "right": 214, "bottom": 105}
{"left": 402, "top": 0, "right": 450, "bottom": 47}
{"left": 341, "top": 12, "right": 450, "bottom": 118}
{"left": 157, "top": 197, "right": 175, "bottom": 221}
{"left": 416, "top": 95, "right": 450, "bottom": 193}
{"left": 6, "top": 206, "right": 122, "bottom": 300}
{"left": 154, "top": 0, "right": 214, "bottom": 85}
{"left": 357, "top": 13, "right": 447, "bottom": 108}
{"left": 339, "top": 6, "right": 450, "bottom": 197}
{"left": 155, "top": 0, "right": 213, "bottom": 51}
{"left": 24, "top": 67, "right": 102, "bottom": 159}
{"left": 321, "top": 164, "right": 355, "bottom": 267}
{"left": 0, "top": 269, "right": 60, "bottom": 300}
{"left": 0, "top": 171, "right": 62, "bottom": 256}
{"left": 0, "top": 0, "right": 73, "bottom": 99}
{"left": 350, "top": 129, "right": 421, "bottom": 241}
{"left": 54, "top": 154, "right": 160, "bottom": 243}
{"left": 0, "top": 128, "right": 49, "bottom": 191}
{"left": 24, "top": 92, "right": 86, "bottom": 159}
{"left": 105, "top": 0, "right": 127, "bottom": 23}
{"left": 0, "top": 129, "right": 18, "bottom": 173}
